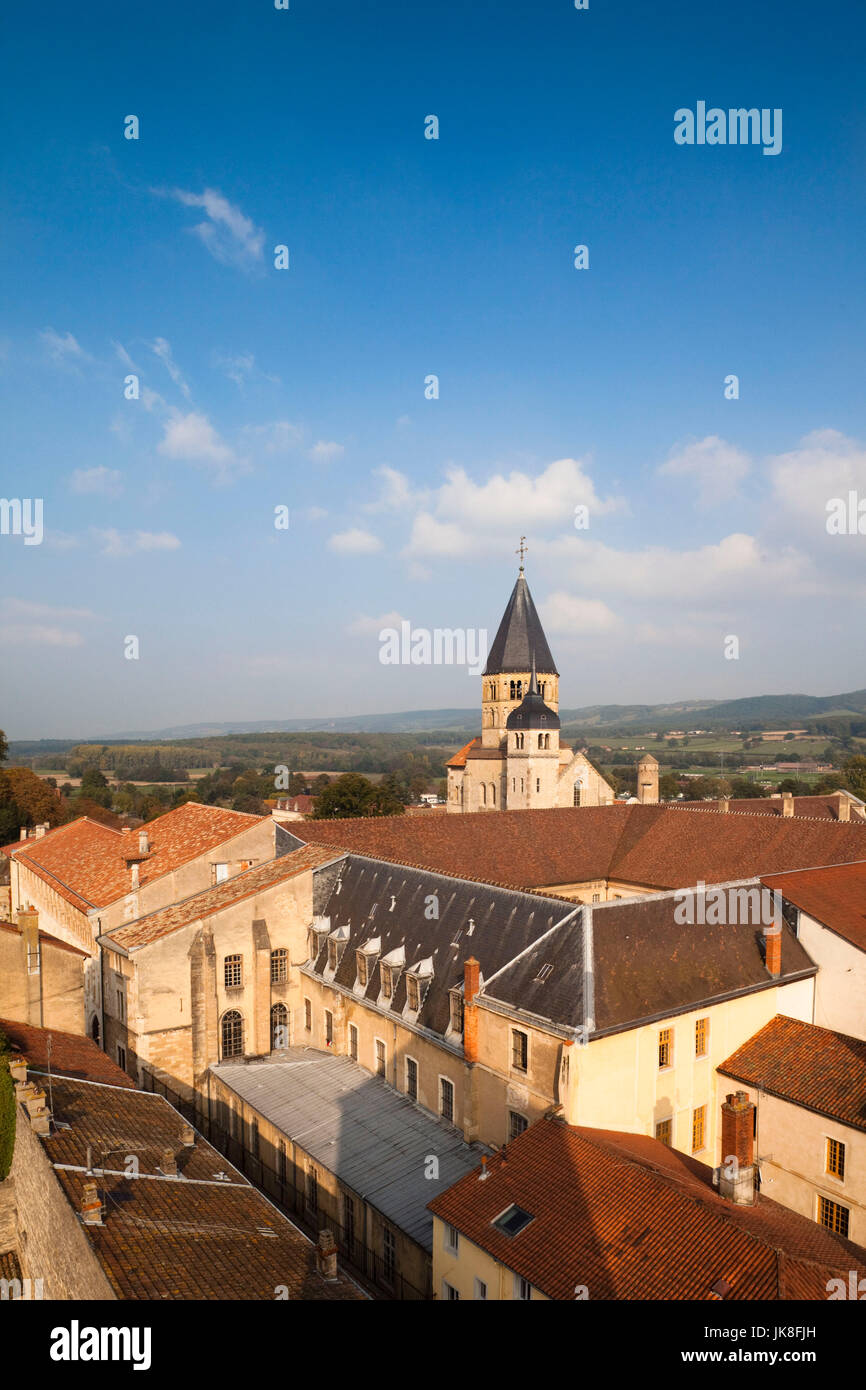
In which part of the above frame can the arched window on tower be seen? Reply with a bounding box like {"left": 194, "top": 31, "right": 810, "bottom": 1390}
{"left": 490, "top": 783, "right": 496, "bottom": 805}
{"left": 481, "top": 784, "right": 487, "bottom": 805}
{"left": 574, "top": 784, "right": 582, "bottom": 807}
{"left": 516, "top": 680, "right": 523, "bottom": 698}
{"left": 509, "top": 680, "right": 516, "bottom": 699}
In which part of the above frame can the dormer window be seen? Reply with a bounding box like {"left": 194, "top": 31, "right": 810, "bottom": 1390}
{"left": 308, "top": 918, "right": 331, "bottom": 964}
{"left": 325, "top": 925, "right": 350, "bottom": 978}
{"left": 355, "top": 937, "right": 380, "bottom": 992}
{"left": 378, "top": 945, "right": 406, "bottom": 1005}
{"left": 404, "top": 958, "right": 434, "bottom": 1017}
{"left": 449, "top": 987, "right": 465, "bottom": 1035}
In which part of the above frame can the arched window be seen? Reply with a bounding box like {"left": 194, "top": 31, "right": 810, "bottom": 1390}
{"left": 90, "top": 1015, "right": 100, "bottom": 1045}
{"left": 509, "top": 680, "right": 516, "bottom": 699}
{"left": 516, "top": 680, "right": 523, "bottom": 698}
{"left": 221, "top": 1010, "right": 243, "bottom": 1059}
{"left": 271, "top": 1002, "right": 288, "bottom": 1052}
{"left": 481, "top": 784, "right": 487, "bottom": 805}
{"left": 490, "top": 783, "right": 496, "bottom": 805}
{"left": 574, "top": 784, "right": 581, "bottom": 807}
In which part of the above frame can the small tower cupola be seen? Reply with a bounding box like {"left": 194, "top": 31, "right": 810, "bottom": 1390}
{"left": 506, "top": 655, "right": 560, "bottom": 732}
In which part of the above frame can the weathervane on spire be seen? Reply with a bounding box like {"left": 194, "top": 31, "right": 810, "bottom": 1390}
{"left": 516, "top": 536, "right": 528, "bottom": 571}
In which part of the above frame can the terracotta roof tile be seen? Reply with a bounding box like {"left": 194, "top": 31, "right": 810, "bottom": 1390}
{"left": 4, "top": 804, "right": 266, "bottom": 912}
{"left": 719, "top": 1015, "right": 866, "bottom": 1132}
{"left": 105, "top": 843, "right": 344, "bottom": 950}
{"left": 0, "top": 1018, "right": 137, "bottom": 1086}
{"left": 762, "top": 860, "right": 866, "bottom": 953}
{"left": 428, "top": 1116, "right": 866, "bottom": 1300}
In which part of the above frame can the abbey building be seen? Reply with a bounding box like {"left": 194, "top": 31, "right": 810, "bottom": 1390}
{"left": 446, "top": 560, "right": 658, "bottom": 813}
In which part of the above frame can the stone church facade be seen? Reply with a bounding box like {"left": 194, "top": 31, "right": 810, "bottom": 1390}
{"left": 446, "top": 564, "right": 658, "bottom": 813}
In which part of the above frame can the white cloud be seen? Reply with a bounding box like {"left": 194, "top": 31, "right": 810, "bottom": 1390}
{"left": 93, "top": 529, "right": 181, "bottom": 557}
{"left": 327, "top": 528, "right": 383, "bottom": 555}
{"left": 0, "top": 624, "right": 84, "bottom": 648}
{"left": 658, "top": 435, "right": 751, "bottom": 505}
{"left": 769, "top": 429, "right": 866, "bottom": 525}
{"left": 302, "top": 506, "right": 328, "bottom": 521}
{"left": 40, "top": 328, "right": 92, "bottom": 367}
{"left": 365, "top": 466, "right": 428, "bottom": 513}
{"left": 158, "top": 411, "right": 248, "bottom": 484}
{"left": 309, "top": 440, "right": 345, "bottom": 464}
{"left": 151, "top": 338, "right": 191, "bottom": 399}
{"left": 161, "top": 187, "right": 265, "bottom": 270}
{"left": 541, "top": 592, "right": 623, "bottom": 635}
{"left": 1, "top": 598, "right": 96, "bottom": 622}
{"left": 346, "top": 610, "right": 404, "bottom": 636}
{"left": 405, "top": 512, "right": 472, "bottom": 557}
{"left": 70, "top": 466, "right": 123, "bottom": 498}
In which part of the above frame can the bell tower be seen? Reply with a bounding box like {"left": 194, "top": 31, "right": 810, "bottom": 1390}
{"left": 481, "top": 540, "right": 559, "bottom": 749}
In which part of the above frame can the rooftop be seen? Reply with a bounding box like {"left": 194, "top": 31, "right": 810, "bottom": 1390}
{"left": 2, "top": 803, "right": 266, "bottom": 913}
{"left": 428, "top": 1116, "right": 866, "bottom": 1300}
{"left": 762, "top": 859, "right": 866, "bottom": 954}
{"left": 719, "top": 1015, "right": 866, "bottom": 1133}
{"left": 0, "top": 1018, "right": 137, "bottom": 1087}
{"left": 483, "top": 572, "right": 559, "bottom": 676}
{"left": 104, "top": 842, "right": 343, "bottom": 951}
{"left": 286, "top": 802, "right": 866, "bottom": 895}
{"left": 212, "top": 1046, "right": 488, "bottom": 1251}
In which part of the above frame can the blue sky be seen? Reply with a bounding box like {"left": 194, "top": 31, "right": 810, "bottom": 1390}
{"left": 2, "top": 0, "right": 865, "bottom": 738}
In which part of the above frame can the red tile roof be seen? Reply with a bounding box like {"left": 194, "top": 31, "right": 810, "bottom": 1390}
{"left": 287, "top": 803, "right": 866, "bottom": 895}
{"left": 714, "top": 794, "right": 864, "bottom": 821}
{"left": 0, "top": 1018, "right": 137, "bottom": 1087}
{"left": 429, "top": 1116, "right": 866, "bottom": 1300}
{"left": 446, "top": 738, "right": 479, "bottom": 769}
{"left": 762, "top": 860, "right": 866, "bottom": 953}
{"left": 3, "top": 804, "right": 266, "bottom": 913}
{"left": 104, "top": 843, "right": 345, "bottom": 951}
{"left": 719, "top": 1015, "right": 866, "bottom": 1132}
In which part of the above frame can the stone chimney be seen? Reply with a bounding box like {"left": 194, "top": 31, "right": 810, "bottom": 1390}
{"left": 719, "top": 1091, "right": 755, "bottom": 1205}
{"left": 130, "top": 862, "right": 140, "bottom": 891}
{"left": 837, "top": 796, "right": 851, "bottom": 822}
{"left": 23, "top": 1085, "right": 50, "bottom": 1134}
{"left": 19, "top": 827, "right": 28, "bottom": 841}
{"left": 138, "top": 829, "right": 150, "bottom": 855}
{"left": 781, "top": 792, "right": 794, "bottom": 818}
{"left": 763, "top": 920, "right": 782, "bottom": 977}
{"left": 34, "top": 823, "right": 49, "bottom": 839}
{"left": 181, "top": 1123, "right": 195, "bottom": 1147}
{"left": 8, "top": 1055, "right": 27, "bottom": 1086}
{"left": 159, "top": 1148, "right": 178, "bottom": 1177}
{"left": 463, "top": 957, "right": 480, "bottom": 1063}
{"left": 316, "top": 1228, "right": 338, "bottom": 1281}
{"left": 81, "top": 1182, "right": 103, "bottom": 1225}
{"left": 719, "top": 798, "right": 730, "bottom": 814}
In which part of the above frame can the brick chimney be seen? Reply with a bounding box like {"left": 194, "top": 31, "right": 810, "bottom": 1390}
{"left": 719, "top": 1091, "right": 755, "bottom": 1205}
{"left": 159, "top": 1148, "right": 178, "bottom": 1177}
{"left": 763, "top": 920, "right": 782, "bottom": 977}
{"left": 463, "top": 957, "right": 480, "bottom": 1063}
{"left": 781, "top": 792, "right": 794, "bottom": 817}
{"left": 316, "top": 1228, "right": 338, "bottom": 1281}
{"left": 81, "top": 1182, "right": 103, "bottom": 1225}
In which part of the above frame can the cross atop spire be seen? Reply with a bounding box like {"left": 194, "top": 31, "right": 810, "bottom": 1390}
{"left": 516, "top": 535, "right": 528, "bottom": 571}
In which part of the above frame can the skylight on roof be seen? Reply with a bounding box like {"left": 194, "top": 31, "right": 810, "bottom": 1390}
{"left": 534, "top": 963, "right": 554, "bottom": 983}
{"left": 492, "top": 1204, "right": 534, "bottom": 1237}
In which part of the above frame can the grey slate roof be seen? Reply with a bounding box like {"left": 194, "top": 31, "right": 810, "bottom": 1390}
{"left": 309, "top": 854, "right": 581, "bottom": 1038}
{"left": 483, "top": 572, "right": 559, "bottom": 675}
{"left": 212, "top": 1048, "right": 487, "bottom": 1250}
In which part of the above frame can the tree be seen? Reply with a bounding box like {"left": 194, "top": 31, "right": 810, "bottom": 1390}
{"left": 0, "top": 730, "right": 8, "bottom": 764}
{"left": 658, "top": 773, "right": 680, "bottom": 800}
{"left": 312, "top": 773, "right": 404, "bottom": 819}
{"left": 0, "top": 1028, "right": 15, "bottom": 1182}
{"left": 842, "top": 755, "right": 866, "bottom": 799}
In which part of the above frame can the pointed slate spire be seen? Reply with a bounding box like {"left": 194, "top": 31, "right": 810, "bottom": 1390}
{"left": 483, "top": 572, "right": 558, "bottom": 676}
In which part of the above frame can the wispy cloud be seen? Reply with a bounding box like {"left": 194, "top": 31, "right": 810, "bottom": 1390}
{"left": 151, "top": 337, "right": 191, "bottom": 399}
{"left": 158, "top": 187, "right": 265, "bottom": 271}
{"left": 70, "top": 466, "right": 123, "bottom": 498}
{"left": 309, "top": 440, "right": 345, "bottom": 464}
{"left": 40, "top": 327, "right": 92, "bottom": 369}
{"left": 327, "top": 528, "right": 383, "bottom": 555}
{"left": 0, "top": 598, "right": 96, "bottom": 648}
{"left": 658, "top": 435, "right": 751, "bottom": 506}
{"left": 241, "top": 420, "right": 304, "bottom": 454}
{"left": 93, "top": 528, "right": 181, "bottom": 557}
{"left": 346, "top": 610, "right": 404, "bottom": 635}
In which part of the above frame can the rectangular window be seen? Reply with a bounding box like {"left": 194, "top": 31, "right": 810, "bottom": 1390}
{"left": 511, "top": 1029, "right": 528, "bottom": 1073}
{"left": 306, "top": 1167, "right": 318, "bottom": 1214}
{"left": 375, "top": 1038, "right": 386, "bottom": 1077}
{"left": 826, "top": 1138, "right": 846, "bottom": 1180}
{"left": 450, "top": 991, "right": 464, "bottom": 1034}
{"left": 383, "top": 1227, "right": 396, "bottom": 1283}
{"left": 250, "top": 1117, "right": 259, "bottom": 1159}
{"left": 591, "top": 893, "right": 600, "bottom": 903}
{"left": 325, "top": 1009, "right": 334, "bottom": 1046}
{"left": 117, "top": 1045, "right": 127, "bottom": 1071}
{"left": 658, "top": 1027, "right": 672, "bottom": 1069}
{"left": 514, "top": 1275, "right": 532, "bottom": 1301}
{"left": 692, "top": 1104, "right": 706, "bottom": 1153}
{"left": 655, "top": 1118, "right": 672, "bottom": 1146}
{"left": 440, "top": 1076, "right": 455, "bottom": 1123}
{"left": 213, "top": 862, "right": 229, "bottom": 884}
{"left": 349, "top": 1023, "right": 358, "bottom": 1061}
{"left": 270, "top": 948, "right": 288, "bottom": 983}
{"left": 224, "top": 954, "right": 242, "bottom": 990}
{"left": 474, "top": 1278, "right": 487, "bottom": 1301}
{"left": 116, "top": 987, "right": 125, "bottom": 1021}
{"left": 695, "top": 1017, "right": 709, "bottom": 1057}
{"left": 444, "top": 1224, "right": 459, "bottom": 1254}
{"left": 443, "top": 1282, "right": 460, "bottom": 1301}
{"left": 26, "top": 945, "right": 40, "bottom": 975}
{"left": 304, "top": 998, "right": 312, "bottom": 1032}
{"left": 406, "top": 1056, "right": 418, "bottom": 1101}
{"left": 818, "top": 1195, "right": 849, "bottom": 1237}
{"left": 356, "top": 951, "right": 368, "bottom": 987}
{"left": 509, "top": 1111, "right": 528, "bottom": 1142}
